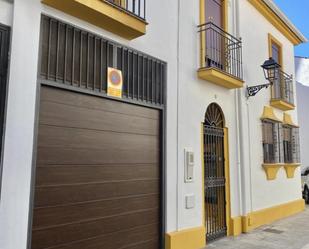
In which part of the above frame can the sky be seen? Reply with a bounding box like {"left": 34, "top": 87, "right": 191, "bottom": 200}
{"left": 273, "top": 0, "right": 309, "bottom": 57}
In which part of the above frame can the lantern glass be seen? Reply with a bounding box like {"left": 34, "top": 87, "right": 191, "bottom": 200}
{"left": 261, "top": 58, "right": 281, "bottom": 83}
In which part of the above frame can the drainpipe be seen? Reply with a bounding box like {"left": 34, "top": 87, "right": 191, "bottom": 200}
{"left": 176, "top": 0, "right": 181, "bottom": 231}
{"left": 234, "top": 0, "right": 244, "bottom": 217}
{"left": 235, "top": 0, "right": 253, "bottom": 216}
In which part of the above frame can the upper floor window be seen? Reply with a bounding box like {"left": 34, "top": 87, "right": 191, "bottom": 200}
{"left": 205, "top": 0, "right": 223, "bottom": 28}
{"left": 268, "top": 34, "right": 295, "bottom": 110}
{"left": 269, "top": 34, "right": 283, "bottom": 66}
{"left": 271, "top": 41, "right": 282, "bottom": 66}
{"left": 197, "top": 0, "right": 243, "bottom": 88}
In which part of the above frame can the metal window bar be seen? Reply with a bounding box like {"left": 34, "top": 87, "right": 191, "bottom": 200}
{"left": 262, "top": 120, "right": 276, "bottom": 164}
{"left": 198, "top": 22, "right": 243, "bottom": 80}
{"left": 282, "top": 125, "right": 293, "bottom": 163}
{"left": 272, "top": 69, "right": 294, "bottom": 105}
{"left": 105, "top": 0, "right": 146, "bottom": 20}
{"left": 204, "top": 125, "right": 227, "bottom": 242}
{"left": 40, "top": 15, "right": 165, "bottom": 106}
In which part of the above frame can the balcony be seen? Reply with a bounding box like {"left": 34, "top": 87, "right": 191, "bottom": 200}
{"left": 270, "top": 70, "right": 295, "bottom": 111}
{"left": 198, "top": 22, "right": 244, "bottom": 89}
{"left": 41, "top": 0, "right": 147, "bottom": 40}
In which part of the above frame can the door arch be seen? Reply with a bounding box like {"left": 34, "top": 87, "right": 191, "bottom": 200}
{"left": 203, "top": 103, "right": 227, "bottom": 242}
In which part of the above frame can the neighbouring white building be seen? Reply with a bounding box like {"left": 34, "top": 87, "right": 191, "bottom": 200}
{"left": 0, "top": 1, "right": 307, "bottom": 249}
{"left": 296, "top": 56, "right": 309, "bottom": 170}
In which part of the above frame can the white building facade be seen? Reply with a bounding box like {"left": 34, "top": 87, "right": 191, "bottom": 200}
{"left": 0, "top": 1, "right": 306, "bottom": 249}
{"left": 296, "top": 56, "right": 309, "bottom": 170}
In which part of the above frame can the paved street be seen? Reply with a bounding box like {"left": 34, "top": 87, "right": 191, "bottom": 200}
{"left": 205, "top": 207, "right": 309, "bottom": 249}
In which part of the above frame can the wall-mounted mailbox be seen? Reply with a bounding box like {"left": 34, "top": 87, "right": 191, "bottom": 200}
{"left": 184, "top": 149, "right": 194, "bottom": 182}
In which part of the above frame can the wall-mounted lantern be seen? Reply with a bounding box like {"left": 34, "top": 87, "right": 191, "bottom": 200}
{"left": 247, "top": 58, "right": 281, "bottom": 97}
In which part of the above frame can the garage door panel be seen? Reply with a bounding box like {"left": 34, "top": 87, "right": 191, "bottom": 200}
{"left": 32, "top": 209, "right": 159, "bottom": 249}
{"left": 37, "top": 126, "right": 159, "bottom": 165}
{"left": 37, "top": 125, "right": 159, "bottom": 150}
{"left": 35, "top": 164, "right": 159, "bottom": 186}
{"left": 34, "top": 179, "right": 159, "bottom": 207}
{"left": 32, "top": 86, "right": 161, "bottom": 249}
{"left": 39, "top": 100, "right": 159, "bottom": 136}
{"left": 125, "top": 240, "right": 159, "bottom": 249}
{"left": 35, "top": 224, "right": 159, "bottom": 249}
{"left": 41, "top": 86, "right": 160, "bottom": 120}
{"left": 37, "top": 147, "right": 159, "bottom": 165}
{"left": 33, "top": 194, "right": 159, "bottom": 228}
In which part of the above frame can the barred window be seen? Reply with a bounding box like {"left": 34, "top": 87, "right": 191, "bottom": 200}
{"left": 282, "top": 126, "right": 301, "bottom": 164}
{"left": 283, "top": 125, "right": 292, "bottom": 163}
{"left": 262, "top": 120, "right": 280, "bottom": 164}
{"left": 292, "top": 127, "right": 301, "bottom": 163}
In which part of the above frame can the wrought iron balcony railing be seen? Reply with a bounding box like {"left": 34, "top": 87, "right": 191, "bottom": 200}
{"left": 272, "top": 69, "right": 294, "bottom": 105}
{"left": 106, "top": 0, "right": 146, "bottom": 20}
{"left": 198, "top": 22, "right": 243, "bottom": 80}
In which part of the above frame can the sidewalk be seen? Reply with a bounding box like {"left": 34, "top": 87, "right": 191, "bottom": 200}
{"left": 205, "top": 207, "right": 309, "bottom": 249}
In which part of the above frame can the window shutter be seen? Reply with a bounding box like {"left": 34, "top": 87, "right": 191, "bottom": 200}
{"left": 291, "top": 128, "right": 300, "bottom": 163}
{"left": 273, "top": 122, "right": 280, "bottom": 163}
{"left": 278, "top": 123, "right": 284, "bottom": 163}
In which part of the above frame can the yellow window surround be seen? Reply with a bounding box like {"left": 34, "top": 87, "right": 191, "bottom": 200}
{"left": 41, "top": 0, "right": 147, "bottom": 40}
{"left": 284, "top": 163, "right": 301, "bottom": 178}
{"left": 283, "top": 113, "right": 299, "bottom": 128}
{"left": 262, "top": 163, "right": 283, "bottom": 180}
{"left": 282, "top": 113, "right": 301, "bottom": 178}
{"left": 260, "top": 106, "right": 282, "bottom": 123}
{"left": 268, "top": 33, "right": 283, "bottom": 67}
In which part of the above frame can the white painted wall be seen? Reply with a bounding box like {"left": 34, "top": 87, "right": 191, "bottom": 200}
{"left": 239, "top": 0, "right": 302, "bottom": 212}
{"left": 175, "top": 0, "right": 242, "bottom": 229}
{"left": 0, "top": 1, "right": 41, "bottom": 249}
{"left": 295, "top": 57, "right": 309, "bottom": 170}
{"left": 0, "top": 1, "right": 179, "bottom": 248}
{"left": 0, "top": 0, "right": 13, "bottom": 26}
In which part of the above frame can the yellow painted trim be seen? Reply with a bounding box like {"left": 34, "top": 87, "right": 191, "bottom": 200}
{"left": 223, "top": 0, "right": 228, "bottom": 32}
{"left": 224, "top": 127, "right": 232, "bottom": 236}
{"left": 242, "top": 199, "right": 305, "bottom": 232}
{"left": 41, "top": 0, "right": 147, "bottom": 40}
{"left": 165, "top": 227, "right": 206, "bottom": 249}
{"left": 201, "top": 123, "right": 206, "bottom": 231}
{"left": 268, "top": 33, "right": 283, "bottom": 67}
{"left": 260, "top": 106, "right": 282, "bottom": 122}
{"left": 284, "top": 163, "right": 301, "bottom": 178}
{"left": 270, "top": 99, "right": 295, "bottom": 111}
{"left": 230, "top": 216, "right": 243, "bottom": 236}
{"left": 248, "top": 0, "right": 303, "bottom": 45}
{"left": 200, "top": 0, "right": 206, "bottom": 68}
{"left": 283, "top": 113, "right": 299, "bottom": 127}
{"left": 262, "top": 163, "right": 283, "bottom": 180}
{"left": 197, "top": 68, "right": 244, "bottom": 89}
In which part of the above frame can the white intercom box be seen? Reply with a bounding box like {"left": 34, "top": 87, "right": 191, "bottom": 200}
{"left": 184, "top": 149, "right": 194, "bottom": 182}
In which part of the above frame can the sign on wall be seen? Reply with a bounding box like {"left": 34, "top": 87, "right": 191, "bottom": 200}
{"left": 107, "top": 67, "right": 123, "bottom": 98}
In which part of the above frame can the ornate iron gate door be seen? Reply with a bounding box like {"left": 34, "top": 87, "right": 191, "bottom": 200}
{"left": 204, "top": 104, "right": 227, "bottom": 242}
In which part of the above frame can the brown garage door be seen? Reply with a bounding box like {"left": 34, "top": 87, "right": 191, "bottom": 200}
{"left": 31, "top": 86, "right": 161, "bottom": 249}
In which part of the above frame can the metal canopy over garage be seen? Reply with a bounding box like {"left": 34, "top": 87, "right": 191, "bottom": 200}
{"left": 29, "top": 15, "right": 166, "bottom": 249}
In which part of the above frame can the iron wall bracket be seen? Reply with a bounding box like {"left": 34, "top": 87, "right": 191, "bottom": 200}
{"left": 247, "top": 83, "right": 272, "bottom": 98}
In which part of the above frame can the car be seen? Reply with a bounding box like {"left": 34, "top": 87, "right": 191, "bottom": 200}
{"left": 302, "top": 167, "right": 309, "bottom": 204}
